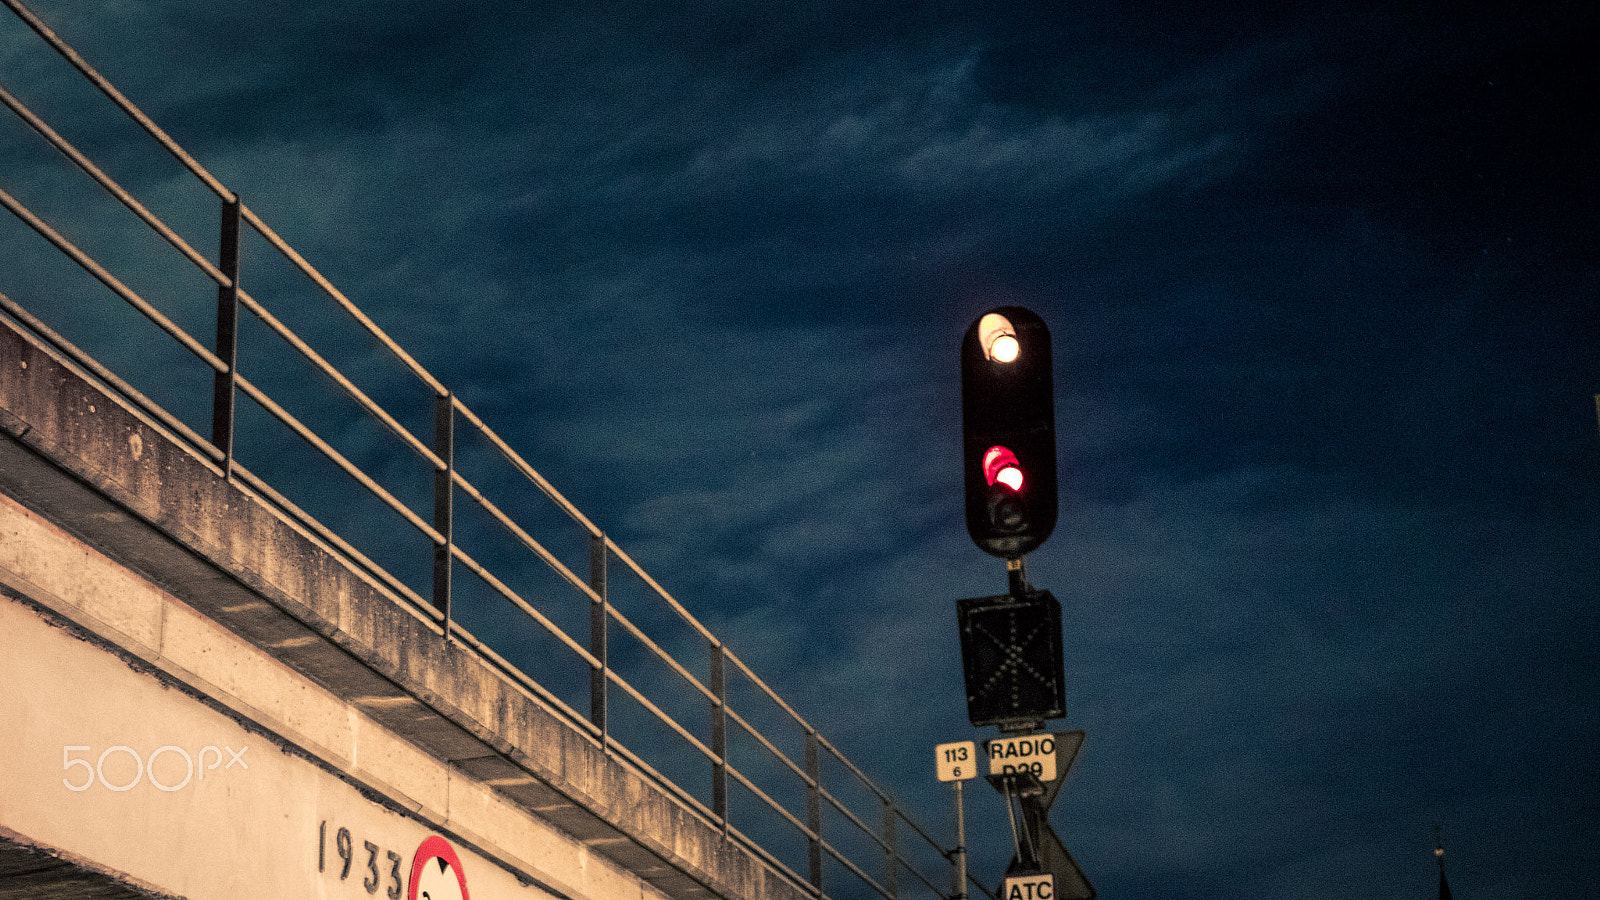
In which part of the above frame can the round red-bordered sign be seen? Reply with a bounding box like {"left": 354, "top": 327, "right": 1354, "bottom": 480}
{"left": 408, "top": 835, "right": 470, "bottom": 900}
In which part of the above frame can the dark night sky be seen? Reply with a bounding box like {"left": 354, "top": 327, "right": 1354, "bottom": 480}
{"left": 2, "top": 0, "right": 1598, "bottom": 897}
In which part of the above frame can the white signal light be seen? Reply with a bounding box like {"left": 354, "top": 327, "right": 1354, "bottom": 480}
{"left": 978, "top": 313, "right": 1019, "bottom": 363}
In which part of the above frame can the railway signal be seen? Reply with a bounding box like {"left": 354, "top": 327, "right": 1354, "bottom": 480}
{"left": 960, "top": 307, "right": 1057, "bottom": 560}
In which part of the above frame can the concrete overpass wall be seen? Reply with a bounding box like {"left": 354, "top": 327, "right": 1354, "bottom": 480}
{"left": 0, "top": 311, "right": 812, "bottom": 900}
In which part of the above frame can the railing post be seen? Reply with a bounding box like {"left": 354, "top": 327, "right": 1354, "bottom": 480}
{"left": 884, "top": 800, "right": 898, "bottom": 900}
{"left": 211, "top": 195, "right": 240, "bottom": 477}
{"left": 589, "top": 534, "right": 608, "bottom": 749}
{"left": 710, "top": 642, "right": 728, "bottom": 834}
{"left": 432, "top": 392, "right": 454, "bottom": 637}
{"left": 807, "top": 729, "right": 823, "bottom": 893}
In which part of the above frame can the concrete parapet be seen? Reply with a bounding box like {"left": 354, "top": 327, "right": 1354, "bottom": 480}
{"left": 0, "top": 312, "right": 808, "bottom": 900}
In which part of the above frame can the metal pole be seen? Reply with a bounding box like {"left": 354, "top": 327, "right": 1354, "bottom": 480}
{"left": 211, "top": 196, "right": 240, "bottom": 478}
{"left": 806, "top": 729, "right": 823, "bottom": 892}
{"left": 1006, "top": 557, "right": 1028, "bottom": 597}
{"left": 710, "top": 643, "right": 728, "bottom": 834}
{"left": 589, "top": 534, "right": 608, "bottom": 750}
{"left": 432, "top": 392, "right": 453, "bottom": 638}
{"left": 1002, "top": 776, "right": 1024, "bottom": 866}
{"left": 953, "top": 779, "right": 968, "bottom": 900}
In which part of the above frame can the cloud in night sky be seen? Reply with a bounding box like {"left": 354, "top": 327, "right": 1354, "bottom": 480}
{"left": 2, "top": 0, "right": 1598, "bottom": 898}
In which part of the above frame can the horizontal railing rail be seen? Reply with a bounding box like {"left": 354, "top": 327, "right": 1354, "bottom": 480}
{"left": 0, "top": 4, "right": 1001, "bottom": 900}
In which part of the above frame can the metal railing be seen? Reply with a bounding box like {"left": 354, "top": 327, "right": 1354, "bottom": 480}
{"left": 0, "top": 3, "right": 983, "bottom": 900}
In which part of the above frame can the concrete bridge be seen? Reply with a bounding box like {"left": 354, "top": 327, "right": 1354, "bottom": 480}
{"left": 0, "top": 308, "right": 824, "bottom": 900}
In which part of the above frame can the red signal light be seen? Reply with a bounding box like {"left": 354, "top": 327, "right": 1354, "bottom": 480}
{"left": 983, "top": 446, "right": 1024, "bottom": 491}
{"left": 996, "top": 465, "right": 1023, "bottom": 491}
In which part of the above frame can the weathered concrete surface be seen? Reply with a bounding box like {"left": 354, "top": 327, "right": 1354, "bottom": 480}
{"left": 0, "top": 833, "right": 179, "bottom": 899}
{"left": 0, "top": 313, "right": 808, "bottom": 900}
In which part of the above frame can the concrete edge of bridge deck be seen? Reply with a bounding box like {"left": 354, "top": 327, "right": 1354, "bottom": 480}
{"left": 0, "top": 309, "right": 803, "bottom": 900}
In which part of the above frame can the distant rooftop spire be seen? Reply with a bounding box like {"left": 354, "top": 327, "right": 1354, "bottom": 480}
{"left": 1435, "top": 825, "right": 1454, "bottom": 900}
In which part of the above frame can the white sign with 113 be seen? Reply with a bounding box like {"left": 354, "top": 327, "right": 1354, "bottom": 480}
{"left": 935, "top": 741, "right": 977, "bottom": 782}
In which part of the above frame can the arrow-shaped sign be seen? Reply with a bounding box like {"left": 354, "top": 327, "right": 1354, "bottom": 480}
{"left": 986, "top": 730, "right": 1093, "bottom": 900}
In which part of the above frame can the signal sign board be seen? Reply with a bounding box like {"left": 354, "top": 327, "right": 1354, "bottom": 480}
{"left": 956, "top": 590, "right": 1066, "bottom": 729}
{"left": 986, "top": 731, "right": 1093, "bottom": 899}
{"left": 936, "top": 740, "right": 978, "bottom": 782}
{"left": 986, "top": 734, "right": 1058, "bottom": 782}
{"left": 1002, "top": 873, "right": 1055, "bottom": 900}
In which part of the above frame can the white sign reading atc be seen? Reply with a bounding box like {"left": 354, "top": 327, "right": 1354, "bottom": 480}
{"left": 1002, "top": 872, "right": 1054, "bottom": 900}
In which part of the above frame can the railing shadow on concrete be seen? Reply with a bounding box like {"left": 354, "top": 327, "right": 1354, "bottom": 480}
{"left": 0, "top": 4, "right": 988, "bottom": 900}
